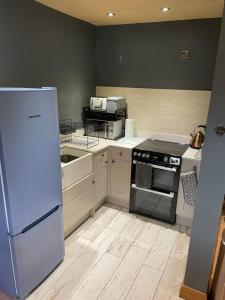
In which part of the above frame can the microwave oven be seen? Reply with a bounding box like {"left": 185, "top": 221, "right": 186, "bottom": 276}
{"left": 86, "top": 119, "right": 123, "bottom": 140}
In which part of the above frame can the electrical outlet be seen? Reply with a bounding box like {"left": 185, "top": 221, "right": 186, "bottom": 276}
{"left": 180, "top": 49, "right": 190, "bottom": 59}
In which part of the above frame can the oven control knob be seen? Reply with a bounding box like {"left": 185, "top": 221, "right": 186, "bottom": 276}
{"left": 146, "top": 154, "right": 150, "bottom": 158}
{"left": 142, "top": 153, "right": 146, "bottom": 158}
{"left": 164, "top": 156, "right": 169, "bottom": 163}
{"left": 133, "top": 152, "right": 137, "bottom": 156}
{"left": 138, "top": 153, "right": 141, "bottom": 157}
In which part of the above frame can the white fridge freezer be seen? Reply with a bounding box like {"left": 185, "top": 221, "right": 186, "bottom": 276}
{"left": 0, "top": 88, "right": 64, "bottom": 299}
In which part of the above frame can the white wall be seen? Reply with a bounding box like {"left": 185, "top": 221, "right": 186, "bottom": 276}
{"left": 96, "top": 86, "right": 211, "bottom": 138}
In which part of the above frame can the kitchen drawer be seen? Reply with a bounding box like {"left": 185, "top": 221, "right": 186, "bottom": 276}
{"left": 64, "top": 189, "right": 93, "bottom": 235}
{"left": 111, "top": 147, "right": 131, "bottom": 162}
{"left": 63, "top": 173, "right": 94, "bottom": 237}
{"left": 63, "top": 173, "right": 94, "bottom": 204}
{"left": 63, "top": 187, "right": 93, "bottom": 219}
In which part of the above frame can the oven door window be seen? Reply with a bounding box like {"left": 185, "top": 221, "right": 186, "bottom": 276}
{"left": 152, "top": 166, "right": 178, "bottom": 192}
{"left": 130, "top": 185, "right": 177, "bottom": 224}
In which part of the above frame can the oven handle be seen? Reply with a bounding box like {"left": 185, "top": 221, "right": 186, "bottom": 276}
{"left": 132, "top": 184, "right": 175, "bottom": 198}
{"left": 132, "top": 160, "right": 177, "bottom": 172}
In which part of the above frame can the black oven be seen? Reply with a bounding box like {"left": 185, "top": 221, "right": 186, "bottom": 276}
{"left": 129, "top": 145, "right": 185, "bottom": 224}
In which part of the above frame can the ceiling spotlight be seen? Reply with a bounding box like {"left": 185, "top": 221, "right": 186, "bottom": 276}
{"left": 161, "top": 7, "right": 170, "bottom": 13}
{"left": 107, "top": 12, "right": 116, "bottom": 17}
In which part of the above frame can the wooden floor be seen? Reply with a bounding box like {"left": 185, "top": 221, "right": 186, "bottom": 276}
{"left": 1, "top": 204, "right": 191, "bottom": 300}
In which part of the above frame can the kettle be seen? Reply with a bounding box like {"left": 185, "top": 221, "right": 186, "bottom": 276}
{"left": 190, "top": 125, "right": 206, "bottom": 149}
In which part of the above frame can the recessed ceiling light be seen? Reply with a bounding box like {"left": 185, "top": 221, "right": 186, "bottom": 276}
{"left": 107, "top": 12, "right": 116, "bottom": 17}
{"left": 161, "top": 7, "right": 170, "bottom": 13}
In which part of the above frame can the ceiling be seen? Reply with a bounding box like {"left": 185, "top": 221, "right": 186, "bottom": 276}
{"left": 36, "top": 0, "right": 224, "bottom": 26}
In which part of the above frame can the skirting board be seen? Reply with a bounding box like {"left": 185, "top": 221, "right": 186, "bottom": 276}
{"left": 180, "top": 284, "right": 208, "bottom": 300}
{"left": 106, "top": 196, "right": 129, "bottom": 209}
{"left": 176, "top": 215, "right": 193, "bottom": 228}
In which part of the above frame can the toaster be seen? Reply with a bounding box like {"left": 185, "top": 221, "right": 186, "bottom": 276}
{"left": 90, "top": 97, "right": 107, "bottom": 111}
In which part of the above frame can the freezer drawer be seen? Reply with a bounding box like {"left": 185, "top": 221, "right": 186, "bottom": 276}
{"left": 10, "top": 206, "right": 64, "bottom": 299}
{"left": 130, "top": 185, "right": 177, "bottom": 224}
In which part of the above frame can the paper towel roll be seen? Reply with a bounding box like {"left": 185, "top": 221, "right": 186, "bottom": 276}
{"left": 125, "top": 119, "right": 134, "bottom": 138}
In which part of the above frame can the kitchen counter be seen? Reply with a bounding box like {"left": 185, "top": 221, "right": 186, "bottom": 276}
{"left": 182, "top": 147, "right": 202, "bottom": 160}
{"left": 61, "top": 136, "right": 146, "bottom": 154}
{"left": 60, "top": 130, "right": 199, "bottom": 160}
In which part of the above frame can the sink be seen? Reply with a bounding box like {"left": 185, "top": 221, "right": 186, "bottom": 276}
{"left": 61, "top": 154, "right": 78, "bottom": 164}
{"left": 60, "top": 146, "right": 90, "bottom": 163}
{"left": 60, "top": 146, "right": 93, "bottom": 189}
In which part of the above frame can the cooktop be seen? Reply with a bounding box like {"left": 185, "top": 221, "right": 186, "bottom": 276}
{"left": 134, "top": 139, "right": 189, "bottom": 157}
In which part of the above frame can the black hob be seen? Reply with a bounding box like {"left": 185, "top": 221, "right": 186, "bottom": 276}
{"left": 135, "top": 139, "right": 189, "bottom": 157}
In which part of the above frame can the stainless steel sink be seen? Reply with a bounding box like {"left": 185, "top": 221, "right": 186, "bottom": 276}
{"left": 61, "top": 154, "right": 78, "bottom": 164}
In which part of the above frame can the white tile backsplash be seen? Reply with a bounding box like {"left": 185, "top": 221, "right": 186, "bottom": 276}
{"left": 96, "top": 86, "right": 211, "bottom": 139}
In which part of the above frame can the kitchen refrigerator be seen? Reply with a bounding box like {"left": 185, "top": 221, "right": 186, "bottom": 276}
{"left": 0, "top": 88, "right": 64, "bottom": 299}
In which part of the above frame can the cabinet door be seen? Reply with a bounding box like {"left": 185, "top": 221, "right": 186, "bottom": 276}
{"left": 94, "top": 151, "right": 108, "bottom": 206}
{"left": 110, "top": 159, "right": 131, "bottom": 205}
{"left": 63, "top": 174, "right": 94, "bottom": 237}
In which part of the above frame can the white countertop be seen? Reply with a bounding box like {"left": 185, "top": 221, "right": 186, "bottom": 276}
{"left": 182, "top": 147, "right": 202, "bottom": 160}
{"left": 61, "top": 136, "right": 146, "bottom": 154}
{"left": 60, "top": 132, "right": 201, "bottom": 161}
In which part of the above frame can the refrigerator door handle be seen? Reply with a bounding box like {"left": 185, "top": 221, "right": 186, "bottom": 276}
{"left": 19, "top": 205, "right": 60, "bottom": 235}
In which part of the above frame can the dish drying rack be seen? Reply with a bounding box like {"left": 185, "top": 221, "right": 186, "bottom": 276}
{"left": 59, "top": 119, "right": 99, "bottom": 149}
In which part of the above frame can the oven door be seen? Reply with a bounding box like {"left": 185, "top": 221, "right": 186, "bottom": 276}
{"left": 130, "top": 184, "right": 177, "bottom": 224}
{"left": 132, "top": 161, "right": 180, "bottom": 193}
{"left": 151, "top": 164, "right": 180, "bottom": 192}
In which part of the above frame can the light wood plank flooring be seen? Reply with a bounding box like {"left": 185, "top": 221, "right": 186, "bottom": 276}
{"left": 1, "top": 204, "right": 190, "bottom": 300}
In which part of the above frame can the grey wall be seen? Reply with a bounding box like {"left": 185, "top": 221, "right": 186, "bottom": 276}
{"left": 96, "top": 19, "right": 221, "bottom": 90}
{"left": 0, "top": 0, "right": 96, "bottom": 121}
{"left": 183, "top": 8, "right": 225, "bottom": 294}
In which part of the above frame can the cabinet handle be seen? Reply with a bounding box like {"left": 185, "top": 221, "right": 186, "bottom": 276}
{"left": 112, "top": 160, "right": 115, "bottom": 163}
{"left": 92, "top": 180, "right": 95, "bottom": 184}
{"left": 102, "top": 153, "right": 105, "bottom": 157}
{"left": 119, "top": 152, "right": 123, "bottom": 156}
{"left": 105, "top": 161, "right": 108, "bottom": 164}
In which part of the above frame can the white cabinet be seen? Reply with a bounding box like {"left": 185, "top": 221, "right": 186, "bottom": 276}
{"left": 63, "top": 173, "right": 94, "bottom": 238}
{"left": 94, "top": 150, "right": 108, "bottom": 208}
{"left": 62, "top": 145, "right": 132, "bottom": 237}
{"left": 108, "top": 147, "right": 132, "bottom": 208}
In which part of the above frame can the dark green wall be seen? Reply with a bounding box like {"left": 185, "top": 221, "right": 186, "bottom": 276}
{"left": 0, "top": 0, "right": 96, "bottom": 121}
{"left": 96, "top": 19, "right": 221, "bottom": 90}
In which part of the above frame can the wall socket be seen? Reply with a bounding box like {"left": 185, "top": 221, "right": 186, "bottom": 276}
{"left": 180, "top": 49, "right": 190, "bottom": 59}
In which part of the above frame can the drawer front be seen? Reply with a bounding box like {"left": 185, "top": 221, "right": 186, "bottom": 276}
{"left": 64, "top": 188, "right": 93, "bottom": 232}
{"left": 63, "top": 174, "right": 94, "bottom": 236}
{"left": 63, "top": 173, "right": 94, "bottom": 204}
{"left": 111, "top": 147, "right": 131, "bottom": 162}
